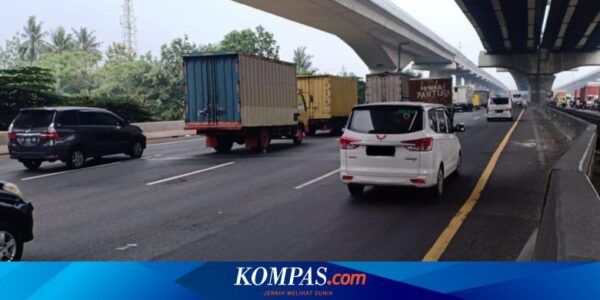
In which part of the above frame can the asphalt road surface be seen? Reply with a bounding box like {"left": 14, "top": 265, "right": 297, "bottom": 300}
{"left": 0, "top": 108, "right": 570, "bottom": 261}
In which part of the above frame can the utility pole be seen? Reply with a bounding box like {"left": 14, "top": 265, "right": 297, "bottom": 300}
{"left": 121, "top": 0, "right": 137, "bottom": 55}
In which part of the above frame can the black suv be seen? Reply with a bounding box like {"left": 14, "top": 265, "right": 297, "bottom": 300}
{"left": 8, "top": 107, "right": 147, "bottom": 170}
{"left": 0, "top": 181, "right": 33, "bottom": 261}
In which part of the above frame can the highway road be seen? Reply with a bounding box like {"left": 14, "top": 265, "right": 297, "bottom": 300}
{"left": 0, "top": 108, "right": 570, "bottom": 261}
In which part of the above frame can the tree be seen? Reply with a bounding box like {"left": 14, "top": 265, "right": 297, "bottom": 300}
{"left": 0, "top": 33, "right": 25, "bottom": 69}
{"left": 18, "top": 16, "right": 46, "bottom": 64}
{"left": 293, "top": 46, "right": 317, "bottom": 75}
{"left": 73, "top": 27, "right": 101, "bottom": 53}
{"left": 106, "top": 42, "right": 136, "bottom": 63}
{"left": 38, "top": 50, "right": 101, "bottom": 95}
{"left": 49, "top": 26, "right": 74, "bottom": 54}
{"left": 220, "top": 26, "right": 279, "bottom": 59}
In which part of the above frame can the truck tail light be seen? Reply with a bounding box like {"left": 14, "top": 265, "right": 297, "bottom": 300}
{"left": 404, "top": 137, "right": 433, "bottom": 152}
{"left": 340, "top": 136, "right": 360, "bottom": 150}
{"left": 40, "top": 124, "right": 60, "bottom": 140}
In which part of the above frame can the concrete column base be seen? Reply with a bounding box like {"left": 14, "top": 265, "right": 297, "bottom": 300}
{"left": 528, "top": 74, "right": 556, "bottom": 104}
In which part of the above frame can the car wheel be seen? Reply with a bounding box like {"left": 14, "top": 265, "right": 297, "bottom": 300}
{"left": 432, "top": 167, "right": 444, "bottom": 198}
{"left": 129, "top": 141, "right": 144, "bottom": 158}
{"left": 66, "top": 148, "right": 86, "bottom": 169}
{"left": 0, "top": 223, "right": 23, "bottom": 262}
{"left": 348, "top": 184, "right": 365, "bottom": 197}
{"left": 22, "top": 160, "right": 42, "bottom": 171}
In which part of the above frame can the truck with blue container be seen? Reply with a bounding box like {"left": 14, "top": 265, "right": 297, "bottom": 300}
{"left": 183, "top": 52, "right": 305, "bottom": 153}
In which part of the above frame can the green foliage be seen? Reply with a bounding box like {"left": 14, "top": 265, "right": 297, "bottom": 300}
{"left": 220, "top": 26, "right": 279, "bottom": 59}
{"left": 294, "top": 46, "right": 317, "bottom": 75}
{"left": 49, "top": 26, "right": 74, "bottom": 54}
{"left": 0, "top": 34, "right": 25, "bottom": 69}
{"left": 106, "top": 42, "right": 136, "bottom": 63}
{"left": 37, "top": 50, "right": 101, "bottom": 95}
{"left": 72, "top": 27, "right": 101, "bottom": 53}
{"left": 0, "top": 67, "right": 61, "bottom": 128}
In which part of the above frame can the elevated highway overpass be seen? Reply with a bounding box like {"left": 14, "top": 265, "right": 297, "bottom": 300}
{"left": 234, "top": 0, "right": 508, "bottom": 93}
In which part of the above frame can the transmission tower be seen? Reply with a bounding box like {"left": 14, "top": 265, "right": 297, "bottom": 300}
{"left": 120, "top": 0, "right": 137, "bottom": 55}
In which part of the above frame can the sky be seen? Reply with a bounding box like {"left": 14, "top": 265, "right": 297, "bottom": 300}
{"left": 0, "top": 0, "right": 597, "bottom": 90}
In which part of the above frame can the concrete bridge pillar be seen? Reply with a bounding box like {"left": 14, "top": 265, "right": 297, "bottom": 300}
{"left": 528, "top": 74, "right": 555, "bottom": 104}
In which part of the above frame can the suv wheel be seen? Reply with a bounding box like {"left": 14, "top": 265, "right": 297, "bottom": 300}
{"left": 348, "top": 184, "right": 365, "bottom": 196}
{"left": 0, "top": 223, "right": 23, "bottom": 261}
{"left": 454, "top": 154, "right": 462, "bottom": 177}
{"left": 129, "top": 141, "right": 144, "bottom": 158}
{"left": 66, "top": 148, "right": 86, "bottom": 169}
{"left": 22, "top": 160, "right": 42, "bottom": 170}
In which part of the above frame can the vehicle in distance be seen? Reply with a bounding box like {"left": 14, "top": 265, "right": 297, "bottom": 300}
{"left": 184, "top": 52, "right": 305, "bottom": 153}
{"left": 0, "top": 181, "right": 33, "bottom": 261}
{"left": 487, "top": 97, "right": 513, "bottom": 121}
{"left": 297, "top": 75, "right": 358, "bottom": 135}
{"left": 366, "top": 72, "right": 414, "bottom": 103}
{"left": 453, "top": 85, "right": 475, "bottom": 112}
{"left": 340, "top": 102, "right": 464, "bottom": 197}
{"left": 8, "top": 107, "right": 147, "bottom": 170}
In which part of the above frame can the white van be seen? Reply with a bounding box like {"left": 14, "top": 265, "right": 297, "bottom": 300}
{"left": 487, "top": 97, "right": 513, "bottom": 121}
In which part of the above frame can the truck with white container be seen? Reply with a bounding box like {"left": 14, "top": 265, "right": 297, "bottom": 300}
{"left": 365, "top": 72, "right": 414, "bottom": 103}
{"left": 453, "top": 85, "right": 475, "bottom": 112}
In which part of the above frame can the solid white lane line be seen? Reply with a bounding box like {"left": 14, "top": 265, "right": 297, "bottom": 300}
{"left": 21, "top": 162, "right": 124, "bottom": 181}
{"left": 147, "top": 138, "right": 204, "bottom": 148}
{"left": 294, "top": 169, "right": 340, "bottom": 190}
{"left": 146, "top": 162, "right": 235, "bottom": 186}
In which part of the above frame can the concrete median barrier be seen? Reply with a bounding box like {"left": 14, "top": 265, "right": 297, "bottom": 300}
{"left": 0, "top": 121, "right": 195, "bottom": 155}
{"left": 529, "top": 106, "right": 600, "bottom": 260}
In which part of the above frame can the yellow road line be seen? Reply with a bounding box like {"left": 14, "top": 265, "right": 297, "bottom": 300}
{"left": 422, "top": 110, "right": 526, "bottom": 261}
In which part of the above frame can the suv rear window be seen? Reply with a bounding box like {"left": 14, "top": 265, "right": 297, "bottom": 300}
{"left": 348, "top": 106, "right": 423, "bottom": 134}
{"left": 491, "top": 97, "right": 510, "bottom": 105}
{"left": 12, "top": 110, "right": 55, "bottom": 129}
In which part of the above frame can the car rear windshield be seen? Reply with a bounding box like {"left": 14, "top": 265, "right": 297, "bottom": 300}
{"left": 491, "top": 98, "right": 510, "bottom": 105}
{"left": 12, "top": 110, "right": 55, "bottom": 129}
{"left": 348, "top": 106, "right": 423, "bottom": 134}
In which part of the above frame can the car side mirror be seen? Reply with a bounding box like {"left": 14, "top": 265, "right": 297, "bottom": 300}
{"left": 454, "top": 123, "right": 466, "bottom": 133}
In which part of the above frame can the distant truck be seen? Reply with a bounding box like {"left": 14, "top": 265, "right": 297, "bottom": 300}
{"left": 297, "top": 75, "right": 358, "bottom": 135}
{"left": 408, "top": 77, "right": 454, "bottom": 109}
{"left": 184, "top": 52, "right": 305, "bottom": 153}
{"left": 511, "top": 91, "right": 527, "bottom": 107}
{"left": 580, "top": 83, "right": 600, "bottom": 109}
{"left": 365, "top": 72, "right": 414, "bottom": 103}
{"left": 472, "top": 90, "right": 490, "bottom": 110}
{"left": 453, "top": 85, "right": 475, "bottom": 112}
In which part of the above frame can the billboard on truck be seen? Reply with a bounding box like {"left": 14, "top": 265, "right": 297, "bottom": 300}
{"left": 366, "top": 72, "right": 414, "bottom": 103}
{"left": 297, "top": 75, "right": 358, "bottom": 135}
{"left": 183, "top": 52, "right": 304, "bottom": 153}
{"left": 408, "top": 77, "right": 453, "bottom": 107}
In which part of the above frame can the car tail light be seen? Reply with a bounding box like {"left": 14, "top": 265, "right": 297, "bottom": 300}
{"left": 340, "top": 136, "right": 360, "bottom": 150}
{"left": 7, "top": 124, "right": 16, "bottom": 140}
{"left": 40, "top": 124, "right": 60, "bottom": 140}
{"left": 404, "top": 137, "right": 433, "bottom": 152}
{"left": 342, "top": 175, "right": 354, "bottom": 181}
{"left": 411, "top": 179, "right": 426, "bottom": 185}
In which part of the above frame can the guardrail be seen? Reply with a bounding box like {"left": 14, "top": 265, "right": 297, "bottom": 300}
{"left": 0, "top": 121, "right": 195, "bottom": 155}
{"left": 531, "top": 106, "right": 600, "bottom": 260}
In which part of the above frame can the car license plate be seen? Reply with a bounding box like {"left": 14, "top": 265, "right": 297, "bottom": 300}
{"left": 495, "top": 110, "right": 504, "bottom": 113}
{"left": 366, "top": 146, "right": 396, "bottom": 157}
{"left": 18, "top": 136, "right": 39, "bottom": 146}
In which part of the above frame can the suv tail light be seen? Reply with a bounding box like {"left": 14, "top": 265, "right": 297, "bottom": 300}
{"left": 404, "top": 137, "right": 433, "bottom": 152}
{"left": 7, "top": 124, "right": 16, "bottom": 140}
{"left": 40, "top": 124, "right": 60, "bottom": 140}
{"left": 340, "top": 136, "right": 360, "bottom": 150}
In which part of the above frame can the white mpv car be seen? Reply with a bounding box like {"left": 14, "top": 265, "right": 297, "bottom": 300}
{"left": 340, "top": 102, "right": 464, "bottom": 197}
{"left": 487, "top": 97, "right": 513, "bottom": 121}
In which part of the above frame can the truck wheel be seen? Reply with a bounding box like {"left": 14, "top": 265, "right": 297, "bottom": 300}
{"left": 258, "top": 129, "right": 271, "bottom": 153}
{"left": 215, "top": 138, "right": 234, "bottom": 153}
{"left": 22, "top": 160, "right": 42, "bottom": 170}
{"left": 293, "top": 127, "right": 304, "bottom": 145}
{"left": 0, "top": 223, "right": 23, "bottom": 261}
